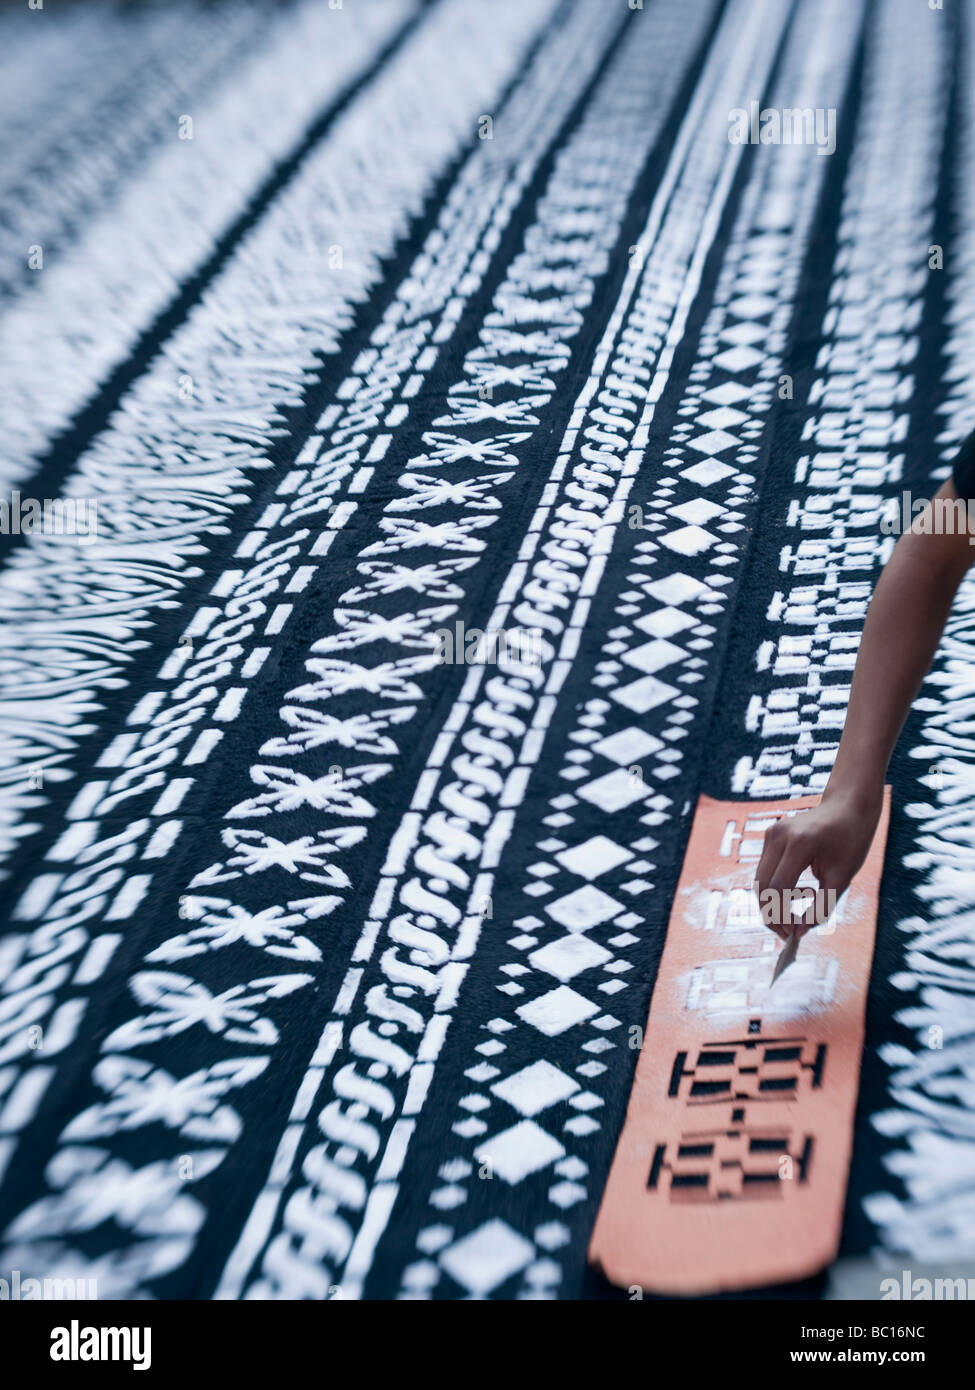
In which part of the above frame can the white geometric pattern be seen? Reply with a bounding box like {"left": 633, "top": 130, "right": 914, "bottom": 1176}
{"left": 545, "top": 885, "right": 623, "bottom": 932}
{"left": 491, "top": 1061, "right": 580, "bottom": 1116}
{"left": 438, "top": 1220, "right": 535, "bottom": 1295}
{"left": 555, "top": 835, "right": 633, "bottom": 879}
{"left": 516, "top": 987, "right": 600, "bottom": 1037}
{"left": 529, "top": 934, "right": 612, "bottom": 982}
{"left": 475, "top": 1121, "right": 565, "bottom": 1184}
{"left": 0, "top": 0, "right": 952, "bottom": 1307}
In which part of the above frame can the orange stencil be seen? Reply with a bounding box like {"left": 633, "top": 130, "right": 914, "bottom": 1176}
{"left": 588, "top": 789, "right": 892, "bottom": 1296}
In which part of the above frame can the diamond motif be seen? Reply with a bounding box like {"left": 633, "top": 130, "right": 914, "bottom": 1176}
{"left": 703, "top": 381, "right": 751, "bottom": 404}
{"left": 622, "top": 638, "right": 685, "bottom": 674}
{"left": 594, "top": 729, "right": 663, "bottom": 767}
{"left": 491, "top": 1060, "right": 579, "bottom": 1116}
{"left": 669, "top": 497, "right": 724, "bottom": 525}
{"left": 563, "top": 1115, "right": 600, "bottom": 1137}
{"left": 714, "top": 344, "right": 763, "bottom": 373}
{"left": 439, "top": 1219, "right": 534, "bottom": 1294}
{"left": 529, "top": 934, "right": 612, "bottom": 981}
{"left": 555, "top": 834, "right": 633, "bottom": 878}
{"left": 698, "top": 406, "right": 748, "bottom": 429}
{"left": 577, "top": 767, "right": 652, "bottom": 810}
{"left": 475, "top": 1120, "right": 565, "bottom": 1183}
{"left": 516, "top": 985, "right": 599, "bottom": 1035}
{"left": 721, "top": 319, "right": 765, "bottom": 346}
{"left": 535, "top": 1222, "right": 570, "bottom": 1251}
{"left": 660, "top": 524, "right": 717, "bottom": 556}
{"left": 546, "top": 883, "right": 622, "bottom": 930}
{"left": 689, "top": 428, "right": 739, "bottom": 455}
{"left": 728, "top": 293, "right": 775, "bottom": 318}
{"left": 548, "top": 1181, "right": 587, "bottom": 1208}
{"left": 431, "top": 1185, "right": 468, "bottom": 1210}
{"left": 681, "top": 457, "right": 736, "bottom": 486}
{"left": 417, "top": 1225, "right": 453, "bottom": 1254}
{"left": 644, "top": 572, "right": 710, "bottom": 604}
{"left": 611, "top": 675, "right": 678, "bottom": 715}
{"left": 634, "top": 607, "right": 695, "bottom": 639}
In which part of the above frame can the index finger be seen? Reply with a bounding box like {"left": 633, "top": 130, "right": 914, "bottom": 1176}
{"left": 766, "top": 840, "right": 816, "bottom": 935}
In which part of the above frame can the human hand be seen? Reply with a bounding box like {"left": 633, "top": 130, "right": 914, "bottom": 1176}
{"left": 754, "top": 786, "right": 884, "bottom": 942}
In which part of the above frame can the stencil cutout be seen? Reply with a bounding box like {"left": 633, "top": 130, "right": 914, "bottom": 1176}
{"left": 589, "top": 789, "right": 891, "bottom": 1295}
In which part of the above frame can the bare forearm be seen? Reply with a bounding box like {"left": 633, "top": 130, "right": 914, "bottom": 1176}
{"left": 826, "top": 489, "right": 974, "bottom": 805}
{"left": 757, "top": 481, "right": 975, "bottom": 932}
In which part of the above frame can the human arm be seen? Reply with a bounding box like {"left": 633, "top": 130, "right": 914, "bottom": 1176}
{"left": 755, "top": 480, "right": 975, "bottom": 939}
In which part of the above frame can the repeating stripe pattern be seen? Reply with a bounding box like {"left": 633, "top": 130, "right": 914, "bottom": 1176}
{"left": 0, "top": 0, "right": 971, "bottom": 1298}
